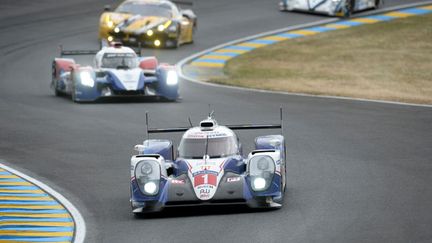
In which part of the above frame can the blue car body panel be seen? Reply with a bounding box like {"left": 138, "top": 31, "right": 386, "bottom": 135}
{"left": 131, "top": 135, "right": 286, "bottom": 213}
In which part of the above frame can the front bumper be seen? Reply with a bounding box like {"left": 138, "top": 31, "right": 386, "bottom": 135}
{"left": 107, "top": 31, "right": 178, "bottom": 48}
{"left": 131, "top": 172, "right": 283, "bottom": 213}
{"left": 74, "top": 81, "right": 178, "bottom": 102}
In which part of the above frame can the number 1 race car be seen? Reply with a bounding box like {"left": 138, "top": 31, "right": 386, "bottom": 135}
{"left": 51, "top": 43, "right": 179, "bottom": 102}
{"left": 99, "top": 0, "right": 197, "bottom": 48}
{"left": 130, "top": 109, "right": 287, "bottom": 214}
{"left": 279, "top": 0, "right": 382, "bottom": 17}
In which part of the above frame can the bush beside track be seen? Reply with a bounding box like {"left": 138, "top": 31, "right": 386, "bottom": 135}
{"left": 215, "top": 13, "right": 432, "bottom": 105}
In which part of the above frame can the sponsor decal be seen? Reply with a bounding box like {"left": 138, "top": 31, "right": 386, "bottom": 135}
{"left": 207, "top": 132, "right": 228, "bottom": 138}
{"left": 192, "top": 170, "right": 218, "bottom": 177}
{"left": 104, "top": 53, "right": 135, "bottom": 58}
{"left": 200, "top": 165, "right": 212, "bottom": 170}
{"left": 186, "top": 132, "right": 206, "bottom": 139}
{"left": 171, "top": 179, "right": 185, "bottom": 184}
{"left": 194, "top": 173, "right": 217, "bottom": 187}
{"left": 227, "top": 177, "right": 241, "bottom": 183}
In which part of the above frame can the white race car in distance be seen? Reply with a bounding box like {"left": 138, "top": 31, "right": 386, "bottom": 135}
{"left": 280, "top": 0, "right": 382, "bottom": 17}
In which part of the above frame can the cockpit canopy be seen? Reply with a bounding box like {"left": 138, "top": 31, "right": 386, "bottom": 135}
{"left": 178, "top": 132, "right": 238, "bottom": 159}
{"left": 115, "top": 0, "right": 179, "bottom": 18}
{"left": 100, "top": 52, "right": 138, "bottom": 69}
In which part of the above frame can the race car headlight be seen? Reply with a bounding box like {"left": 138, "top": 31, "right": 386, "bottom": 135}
{"left": 166, "top": 70, "right": 178, "bottom": 85}
{"left": 79, "top": 72, "right": 95, "bottom": 88}
{"left": 147, "top": 29, "right": 154, "bottom": 36}
{"left": 253, "top": 177, "right": 267, "bottom": 190}
{"left": 154, "top": 39, "right": 161, "bottom": 47}
{"left": 135, "top": 160, "right": 160, "bottom": 196}
{"left": 144, "top": 181, "right": 158, "bottom": 194}
{"left": 158, "top": 20, "right": 173, "bottom": 32}
{"left": 248, "top": 155, "right": 275, "bottom": 191}
{"left": 114, "top": 27, "right": 120, "bottom": 33}
{"left": 107, "top": 20, "right": 114, "bottom": 28}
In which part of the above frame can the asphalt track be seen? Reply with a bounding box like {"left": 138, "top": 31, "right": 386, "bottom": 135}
{"left": 0, "top": 0, "right": 431, "bottom": 242}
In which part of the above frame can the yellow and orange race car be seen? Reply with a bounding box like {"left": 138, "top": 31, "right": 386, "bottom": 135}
{"left": 99, "top": 0, "right": 196, "bottom": 48}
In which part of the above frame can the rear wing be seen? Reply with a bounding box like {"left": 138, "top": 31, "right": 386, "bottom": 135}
{"left": 59, "top": 43, "right": 143, "bottom": 57}
{"left": 145, "top": 107, "right": 284, "bottom": 138}
{"left": 59, "top": 45, "right": 99, "bottom": 57}
{"left": 172, "top": 0, "right": 194, "bottom": 6}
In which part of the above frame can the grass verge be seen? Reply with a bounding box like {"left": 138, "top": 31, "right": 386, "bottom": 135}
{"left": 214, "top": 14, "right": 432, "bottom": 104}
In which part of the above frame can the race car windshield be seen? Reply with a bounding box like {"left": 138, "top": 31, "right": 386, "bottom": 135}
{"left": 116, "top": 3, "right": 173, "bottom": 18}
{"left": 101, "top": 53, "right": 138, "bottom": 69}
{"left": 179, "top": 136, "right": 238, "bottom": 159}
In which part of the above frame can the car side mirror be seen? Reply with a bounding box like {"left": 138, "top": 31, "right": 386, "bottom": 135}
{"left": 60, "top": 71, "right": 71, "bottom": 79}
{"left": 180, "top": 9, "right": 192, "bottom": 18}
{"left": 104, "top": 5, "right": 111, "bottom": 11}
{"left": 134, "top": 144, "right": 145, "bottom": 153}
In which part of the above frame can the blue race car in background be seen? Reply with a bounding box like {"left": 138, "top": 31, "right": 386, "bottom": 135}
{"left": 51, "top": 43, "right": 179, "bottom": 102}
{"left": 130, "top": 109, "right": 287, "bottom": 214}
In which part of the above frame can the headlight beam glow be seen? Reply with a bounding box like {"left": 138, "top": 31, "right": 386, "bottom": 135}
{"left": 166, "top": 70, "right": 178, "bottom": 85}
{"left": 253, "top": 177, "right": 266, "bottom": 190}
{"left": 80, "top": 72, "right": 95, "bottom": 88}
{"left": 144, "top": 181, "right": 157, "bottom": 194}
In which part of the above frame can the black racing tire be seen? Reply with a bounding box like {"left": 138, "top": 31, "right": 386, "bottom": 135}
{"left": 175, "top": 38, "right": 180, "bottom": 48}
{"left": 133, "top": 212, "right": 144, "bottom": 218}
{"left": 374, "top": 0, "right": 382, "bottom": 9}
{"left": 343, "top": 0, "right": 354, "bottom": 18}
{"left": 54, "top": 85, "right": 61, "bottom": 97}
{"left": 273, "top": 187, "right": 285, "bottom": 207}
{"left": 71, "top": 79, "right": 78, "bottom": 103}
{"left": 51, "top": 61, "right": 61, "bottom": 96}
{"left": 169, "top": 38, "right": 180, "bottom": 49}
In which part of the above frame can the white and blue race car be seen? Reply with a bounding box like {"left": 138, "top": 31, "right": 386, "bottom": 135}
{"left": 51, "top": 43, "right": 179, "bottom": 102}
{"left": 279, "top": 0, "right": 382, "bottom": 17}
{"left": 130, "top": 109, "right": 287, "bottom": 214}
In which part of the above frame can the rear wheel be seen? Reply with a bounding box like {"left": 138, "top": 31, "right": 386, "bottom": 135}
{"left": 174, "top": 37, "right": 180, "bottom": 48}
{"left": 374, "top": 0, "right": 382, "bottom": 9}
{"left": 343, "top": 0, "right": 354, "bottom": 18}
{"left": 279, "top": 1, "right": 288, "bottom": 11}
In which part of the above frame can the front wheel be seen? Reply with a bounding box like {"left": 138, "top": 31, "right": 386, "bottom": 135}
{"left": 279, "top": 1, "right": 288, "bottom": 11}
{"left": 51, "top": 62, "right": 60, "bottom": 96}
{"left": 71, "top": 80, "right": 78, "bottom": 103}
{"left": 53, "top": 83, "right": 61, "bottom": 97}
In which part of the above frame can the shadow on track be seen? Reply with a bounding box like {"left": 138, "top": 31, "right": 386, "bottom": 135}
{"left": 133, "top": 204, "right": 279, "bottom": 220}
{"left": 52, "top": 93, "right": 178, "bottom": 104}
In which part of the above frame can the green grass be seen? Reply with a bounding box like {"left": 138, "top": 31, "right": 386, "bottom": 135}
{"left": 215, "top": 14, "right": 432, "bottom": 104}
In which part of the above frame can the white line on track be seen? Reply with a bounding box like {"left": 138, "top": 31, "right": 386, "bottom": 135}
{"left": 177, "top": 1, "right": 432, "bottom": 108}
{"left": 0, "top": 162, "right": 86, "bottom": 243}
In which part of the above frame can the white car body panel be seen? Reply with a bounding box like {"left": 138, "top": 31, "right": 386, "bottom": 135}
{"left": 104, "top": 68, "right": 142, "bottom": 90}
{"left": 283, "top": 0, "right": 377, "bottom": 15}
